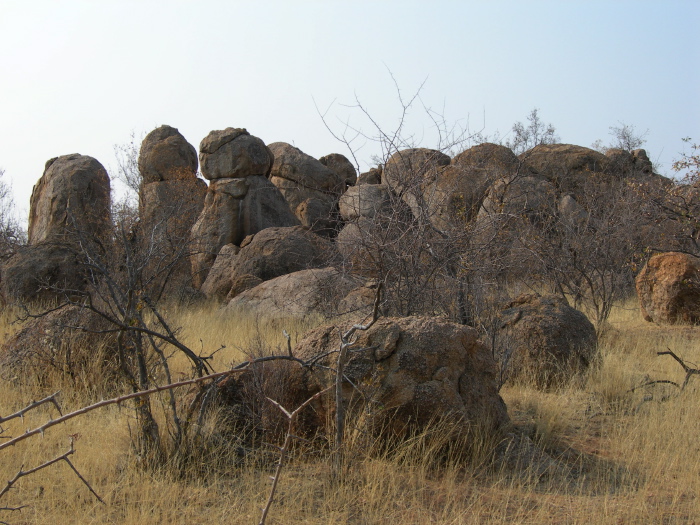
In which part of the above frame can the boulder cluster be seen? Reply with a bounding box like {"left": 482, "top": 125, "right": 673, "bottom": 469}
{"left": 2, "top": 121, "right": 688, "bottom": 443}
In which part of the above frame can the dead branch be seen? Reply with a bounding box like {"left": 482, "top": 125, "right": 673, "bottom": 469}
{"left": 334, "top": 282, "right": 383, "bottom": 475}
{"left": 657, "top": 349, "right": 700, "bottom": 390}
{"left": 0, "top": 438, "right": 103, "bottom": 514}
{"left": 259, "top": 387, "right": 331, "bottom": 525}
{"left": 0, "top": 392, "right": 62, "bottom": 425}
{"left": 0, "top": 353, "right": 306, "bottom": 453}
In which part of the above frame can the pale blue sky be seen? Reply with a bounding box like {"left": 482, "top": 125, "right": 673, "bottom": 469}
{"left": 1, "top": 1, "right": 698, "bottom": 221}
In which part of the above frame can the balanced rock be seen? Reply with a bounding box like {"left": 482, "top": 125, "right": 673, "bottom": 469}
{"left": 138, "top": 125, "right": 198, "bottom": 184}
{"left": 636, "top": 252, "right": 700, "bottom": 324}
{"left": 199, "top": 128, "right": 274, "bottom": 180}
{"left": 28, "top": 154, "right": 111, "bottom": 244}
{"left": 494, "top": 294, "right": 597, "bottom": 388}
{"left": 291, "top": 316, "right": 509, "bottom": 440}
{"left": 190, "top": 176, "right": 299, "bottom": 287}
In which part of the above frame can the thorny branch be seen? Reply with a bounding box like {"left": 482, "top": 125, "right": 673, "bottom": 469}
{"left": 0, "top": 438, "right": 103, "bottom": 516}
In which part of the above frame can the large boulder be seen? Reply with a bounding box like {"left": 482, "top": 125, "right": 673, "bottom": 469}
{"left": 381, "top": 148, "right": 450, "bottom": 218}
{"left": 422, "top": 143, "right": 521, "bottom": 228}
{"left": 268, "top": 142, "right": 345, "bottom": 233}
{"left": 290, "top": 316, "right": 509, "bottom": 440}
{"left": 382, "top": 148, "right": 450, "bottom": 193}
{"left": 225, "top": 267, "right": 360, "bottom": 317}
{"left": 138, "top": 125, "right": 198, "bottom": 184}
{"left": 200, "top": 226, "right": 336, "bottom": 300}
{"left": 1, "top": 242, "right": 85, "bottom": 303}
{"left": 636, "top": 252, "right": 700, "bottom": 324}
{"left": 190, "top": 176, "right": 299, "bottom": 288}
{"left": 0, "top": 305, "right": 121, "bottom": 392}
{"left": 319, "top": 153, "right": 357, "bottom": 187}
{"left": 28, "top": 154, "right": 111, "bottom": 244}
{"left": 477, "top": 175, "right": 556, "bottom": 224}
{"left": 519, "top": 144, "right": 609, "bottom": 198}
{"left": 199, "top": 128, "right": 274, "bottom": 180}
{"left": 494, "top": 294, "right": 597, "bottom": 388}
{"left": 338, "top": 184, "right": 392, "bottom": 221}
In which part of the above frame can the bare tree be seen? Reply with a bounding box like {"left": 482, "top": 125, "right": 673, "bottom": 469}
{"left": 505, "top": 108, "right": 559, "bottom": 155}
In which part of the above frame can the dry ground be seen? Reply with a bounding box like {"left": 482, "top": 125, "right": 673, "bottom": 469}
{"left": 1, "top": 299, "right": 699, "bottom": 524}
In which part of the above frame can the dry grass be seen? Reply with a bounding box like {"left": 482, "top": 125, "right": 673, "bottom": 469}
{"left": 2, "top": 298, "right": 700, "bottom": 524}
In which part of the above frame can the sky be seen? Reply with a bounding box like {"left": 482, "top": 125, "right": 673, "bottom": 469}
{"left": 0, "top": 0, "right": 698, "bottom": 224}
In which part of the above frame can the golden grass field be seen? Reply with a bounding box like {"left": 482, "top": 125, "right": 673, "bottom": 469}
{"left": 1, "top": 299, "right": 699, "bottom": 524}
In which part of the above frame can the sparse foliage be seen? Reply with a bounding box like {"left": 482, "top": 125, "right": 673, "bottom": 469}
{"left": 505, "top": 108, "right": 559, "bottom": 154}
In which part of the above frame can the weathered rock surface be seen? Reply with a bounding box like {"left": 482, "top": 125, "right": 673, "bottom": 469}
{"left": 494, "top": 294, "right": 597, "bottom": 388}
{"left": 319, "top": 153, "right": 357, "bottom": 186}
{"left": 423, "top": 143, "right": 521, "bottom": 228}
{"left": 268, "top": 142, "right": 344, "bottom": 233}
{"left": 190, "top": 176, "right": 299, "bottom": 288}
{"left": 0, "top": 305, "right": 120, "bottom": 391}
{"left": 290, "top": 316, "right": 510, "bottom": 440}
{"left": 28, "top": 154, "right": 111, "bottom": 244}
{"left": 636, "top": 252, "right": 700, "bottom": 324}
{"left": 338, "top": 184, "right": 392, "bottom": 221}
{"left": 519, "top": 144, "right": 609, "bottom": 198}
{"left": 477, "top": 175, "right": 556, "bottom": 223}
{"left": 225, "top": 267, "right": 360, "bottom": 317}
{"left": 382, "top": 148, "right": 450, "bottom": 193}
{"left": 199, "top": 128, "right": 274, "bottom": 180}
{"left": 357, "top": 166, "right": 382, "bottom": 185}
{"left": 138, "top": 125, "right": 198, "bottom": 184}
{"left": 200, "top": 226, "right": 336, "bottom": 300}
{"left": 1, "top": 243, "right": 85, "bottom": 303}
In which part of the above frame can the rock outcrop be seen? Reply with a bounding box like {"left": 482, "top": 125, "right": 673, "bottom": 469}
{"left": 28, "top": 154, "right": 111, "bottom": 244}
{"left": 138, "top": 125, "right": 198, "bottom": 184}
{"left": 319, "top": 153, "right": 357, "bottom": 187}
{"left": 199, "top": 128, "right": 274, "bottom": 180}
{"left": 191, "top": 131, "right": 300, "bottom": 287}
{"left": 494, "top": 294, "right": 598, "bottom": 388}
{"left": 268, "top": 142, "right": 345, "bottom": 234}
{"left": 225, "top": 267, "right": 360, "bottom": 317}
{"left": 3, "top": 154, "right": 111, "bottom": 303}
{"left": 138, "top": 126, "right": 207, "bottom": 291}
{"left": 200, "top": 226, "right": 336, "bottom": 300}
{"left": 289, "top": 316, "right": 510, "bottom": 440}
{"left": 636, "top": 252, "right": 700, "bottom": 324}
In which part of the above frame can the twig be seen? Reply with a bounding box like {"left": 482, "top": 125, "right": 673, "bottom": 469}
{"left": 0, "top": 392, "right": 63, "bottom": 425}
{"left": 259, "top": 387, "right": 331, "bottom": 525}
{"left": 0, "top": 438, "right": 103, "bottom": 512}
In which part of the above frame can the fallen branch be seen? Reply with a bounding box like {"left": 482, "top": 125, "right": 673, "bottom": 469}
{"left": 657, "top": 349, "right": 700, "bottom": 390}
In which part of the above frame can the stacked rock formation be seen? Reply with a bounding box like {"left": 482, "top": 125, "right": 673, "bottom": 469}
{"left": 191, "top": 128, "right": 299, "bottom": 287}
{"left": 138, "top": 125, "right": 207, "bottom": 290}
{"left": 268, "top": 142, "right": 347, "bottom": 235}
